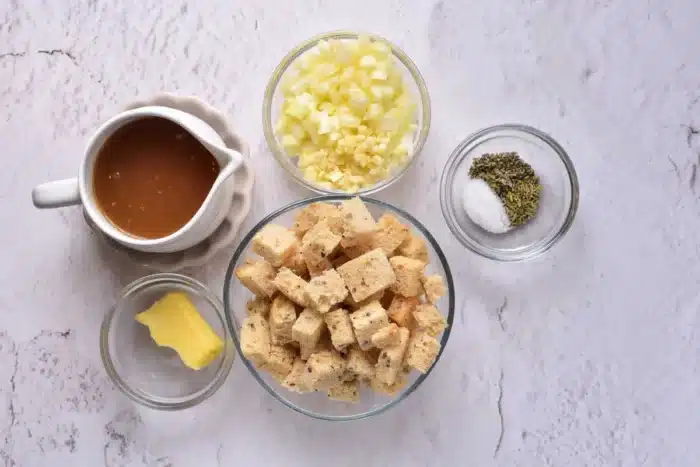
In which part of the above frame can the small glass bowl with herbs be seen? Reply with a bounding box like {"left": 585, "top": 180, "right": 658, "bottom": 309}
{"left": 439, "top": 124, "right": 579, "bottom": 261}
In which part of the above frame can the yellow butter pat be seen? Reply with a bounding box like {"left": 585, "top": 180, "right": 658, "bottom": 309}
{"left": 135, "top": 292, "right": 224, "bottom": 370}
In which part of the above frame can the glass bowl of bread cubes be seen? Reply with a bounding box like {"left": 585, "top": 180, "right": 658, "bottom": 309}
{"left": 223, "top": 195, "right": 454, "bottom": 420}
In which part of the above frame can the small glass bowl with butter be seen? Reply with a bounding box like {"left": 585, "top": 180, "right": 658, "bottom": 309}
{"left": 100, "top": 273, "right": 235, "bottom": 410}
{"left": 440, "top": 124, "right": 579, "bottom": 261}
{"left": 263, "top": 31, "right": 431, "bottom": 195}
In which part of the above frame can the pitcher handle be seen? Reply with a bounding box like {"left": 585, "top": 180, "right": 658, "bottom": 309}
{"left": 32, "top": 178, "right": 81, "bottom": 209}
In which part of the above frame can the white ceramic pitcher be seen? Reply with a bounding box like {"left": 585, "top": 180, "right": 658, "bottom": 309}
{"left": 31, "top": 106, "right": 243, "bottom": 253}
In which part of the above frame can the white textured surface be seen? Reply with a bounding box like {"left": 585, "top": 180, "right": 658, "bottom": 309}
{"left": 1, "top": 1, "right": 700, "bottom": 466}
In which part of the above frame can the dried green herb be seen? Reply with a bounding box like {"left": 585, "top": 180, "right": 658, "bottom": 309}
{"left": 468, "top": 152, "right": 542, "bottom": 227}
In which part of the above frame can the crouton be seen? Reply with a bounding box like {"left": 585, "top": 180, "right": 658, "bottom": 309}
{"left": 327, "top": 380, "right": 360, "bottom": 403}
{"left": 292, "top": 202, "right": 341, "bottom": 237}
{"left": 338, "top": 197, "right": 376, "bottom": 249}
{"left": 292, "top": 308, "right": 325, "bottom": 360}
{"left": 396, "top": 233, "right": 429, "bottom": 263}
{"left": 336, "top": 248, "right": 396, "bottom": 302}
{"left": 272, "top": 267, "right": 309, "bottom": 307}
{"left": 306, "top": 269, "right": 348, "bottom": 313}
{"left": 387, "top": 295, "right": 420, "bottom": 329}
{"left": 282, "top": 358, "right": 312, "bottom": 393}
{"left": 252, "top": 224, "right": 299, "bottom": 267}
{"left": 240, "top": 314, "right": 270, "bottom": 367}
{"left": 246, "top": 296, "right": 271, "bottom": 317}
{"left": 282, "top": 248, "right": 308, "bottom": 278}
{"left": 371, "top": 323, "right": 401, "bottom": 349}
{"left": 345, "top": 346, "right": 376, "bottom": 382}
{"left": 264, "top": 344, "right": 296, "bottom": 377}
{"left": 413, "top": 304, "right": 447, "bottom": 337}
{"left": 349, "top": 300, "right": 390, "bottom": 350}
{"left": 302, "top": 220, "right": 341, "bottom": 254}
{"left": 373, "top": 214, "right": 409, "bottom": 255}
{"left": 344, "top": 290, "right": 384, "bottom": 310}
{"left": 324, "top": 308, "right": 355, "bottom": 351}
{"left": 269, "top": 295, "right": 297, "bottom": 345}
{"left": 422, "top": 275, "right": 446, "bottom": 303}
{"left": 389, "top": 256, "right": 426, "bottom": 297}
{"left": 303, "top": 350, "right": 347, "bottom": 390}
{"left": 235, "top": 260, "right": 277, "bottom": 298}
{"left": 375, "top": 327, "right": 410, "bottom": 385}
{"left": 369, "top": 374, "right": 408, "bottom": 395}
{"left": 300, "top": 220, "right": 342, "bottom": 276}
{"left": 404, "top": 332, "right": 441, "bottom": 374}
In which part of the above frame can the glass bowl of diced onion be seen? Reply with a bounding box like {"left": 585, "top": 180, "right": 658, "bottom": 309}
{"left": 222, "top": 195, "right": 454, "bottom": 421}
{"left": 263, "top": 31, "right": 431, "bottom": 195}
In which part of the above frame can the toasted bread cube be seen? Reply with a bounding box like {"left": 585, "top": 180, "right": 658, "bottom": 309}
{"left": 338, "top": 197, "right": 376, "bottom": 249}
{"left": 413, "top": 304, "right": 447, "bottom": 337}
{"left": 397, "top": 233, "right": 429, "bottom": 263}
{"left": 369, "top": 374, "right": 408, "bottom": 395}
{"left": 373, "top": 214, "right": 409, "bottom": 256}
{"left": 405, "top": 332, "right": 441, "bottom": 374}
{"left": 387, "top": 295, "right": 419, "bottom": 329}
{"left": 344, "top": 290, "right": 384, "bottom": 310}
{"left": 282, "top": 358, "right": 312, "bottom": 393}
{"left": 282, "top": 248, "right": 308, "bottom": 278}
{"left": 371, "top": 323, "right": 401, "bottom": 349}
{"left": 264, "top": 344, "right": 296, "bottom": 377}
{"left": 336, "top": 248, "right": 396, "bottom": 302}
{"left": 389, "top": 256, "right": 426, "bottom": 297}
{"left": 273, "top": 267, "right": 309, "bottom": 307}
{"left": 342, "top": 241, "right": 375, "bottom": 259}
{"left": 302, "top": 220, "right": 341, "bottom": 255}
{"left": 240, "top": 314, "right": 270, "bottom": 367}
{"left": 345, "top": 346, "right": 375, "bottom": 381}
{"left": 301, "top": 239, "right": 334, "bottom": 277}
{"left": 305, "top": 269, "right": 348, "bottom": 313}
{"left": 303, "top": 350, "right": 347, "bottom": 390}
{"left": 328, "top": 380, "right": 360, "bottom": 403}
{"left": 350, "top": 300, "right": 390, "bottom": 350}
{"left": 235, "top": 260, "right": 277, "bottom": 298}
{"left": 246, "top": 296, "right": 271, "bottom": 317}
{"left": 292, "top": 202, "right": 341, "bottom": 237}
{"left": 300, "top": 220, "right": 342, "bottom": 276}
{"left": 422, "top": 275, "right": 446, "bottom": 303}
{"left": 375, "top": 327, "right": 410, "bottom": 385}
{"left": 324, "top": 308, "right": 355, "bottom": 351}
{"left": 292, "top": 308, "right": 325, "bottom": 360}
{"left": 252, "top": 224, "right": 299, "bottom": 267}
{"left": 269, "top": 295, "right": 297, "bottom": 345}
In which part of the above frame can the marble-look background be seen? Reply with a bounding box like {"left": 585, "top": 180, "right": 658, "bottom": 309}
{"left": 1, "top": 0, "right": 699, "bottom": 466}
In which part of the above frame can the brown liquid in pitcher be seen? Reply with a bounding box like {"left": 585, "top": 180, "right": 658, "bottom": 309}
{"left": 93, "top": 117, "right": 220, "bottom": 239}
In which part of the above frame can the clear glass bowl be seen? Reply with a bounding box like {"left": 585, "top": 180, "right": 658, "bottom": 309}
{"left": 262, "top": 31, "right": 431, "bottom": 196}
{"left": 100, "top": 273, "right": 235, "bottom": 410}
{"left": 222, "top": 196, "right": 454, "bottom": 421}
{"left": 440, "top": 124, "right": 579, "bottom": 261}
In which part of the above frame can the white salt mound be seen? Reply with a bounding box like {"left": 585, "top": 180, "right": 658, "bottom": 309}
{"left": 461, "top": 178, "right": 512, "bottom": 234}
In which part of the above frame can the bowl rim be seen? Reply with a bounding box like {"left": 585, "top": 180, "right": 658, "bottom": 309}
{"left": 439, "top": 123, "right": 580, "bottom": 262}
{"left": 262, "top": 30, "right": 432, "bottom": 196}
{"left": 100, "top": 272, "right": 235, "bottom": 411}
{"left": 223, "top": 195, "right": 455, "bottom": 421}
